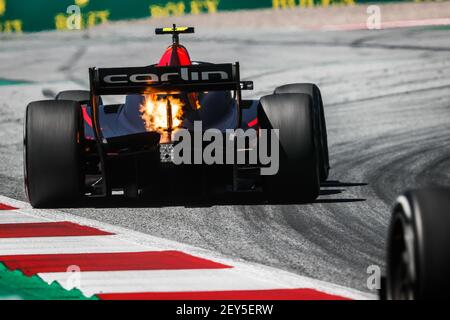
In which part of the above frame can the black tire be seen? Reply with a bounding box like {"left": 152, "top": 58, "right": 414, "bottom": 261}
{"left": 56, "top": 90, "right": 90, "bottom": 103}
{"left": 274, "top": 84, "right": 329, "bottom": 182}
{"left": 259, "top": 93, "right": 320, "bottom": 203}
{"left": 386, "top": 188, "right": 450, "bottom": 300}
{"left": 24, "top": 100, "right": 84, "bottom": 208}
{"left": 55, "top": 90, "right": 103, "bottom": 106}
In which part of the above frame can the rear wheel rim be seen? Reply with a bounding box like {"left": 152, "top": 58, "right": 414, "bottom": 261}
{"left": 389, "top": 214, "right": 416, "bottom": 300}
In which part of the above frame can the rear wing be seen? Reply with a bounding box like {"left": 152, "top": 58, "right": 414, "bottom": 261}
{"left": 89, "top": 63, "right": 253, "bottom": 96}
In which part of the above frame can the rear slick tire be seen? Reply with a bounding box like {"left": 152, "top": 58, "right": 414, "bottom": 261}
{"left": 56, "top": 90, "right": 103, "bottom": 106}
{"left": 274, "top": 83, "right": 329, "bottom": 182}
{"left": 386, "top": 188, "right": 450, "bottom": 300}
{"left": 24, "top": 100, "right": 84, "bottom": 208}
{"left": 259, "top": 93, "right": 320, "bottom": 203}
{"left": 56, "top": 90, "right": 90, "bottom": 103}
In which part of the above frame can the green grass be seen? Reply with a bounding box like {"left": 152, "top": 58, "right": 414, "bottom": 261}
{"left": 0, "top": 263, "right": 98, "bottom": 300}
{"left": 0, "top": 79, "right": 30, "bottom": 86}
{"left": 424, "top": 25, "right": 450, "bottom": 31}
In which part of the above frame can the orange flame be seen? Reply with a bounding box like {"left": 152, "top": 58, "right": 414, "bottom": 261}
{"left": 140, "top": 94, "right": 185, "bottom": 134}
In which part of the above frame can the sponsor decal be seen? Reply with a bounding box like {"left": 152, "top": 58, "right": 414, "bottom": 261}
{"left": 75, "top": 0, "right": 90, "bottom": 7}
{"left": 103, "top": 68, "right": 230, "bottom": 85}
{"left": 273, "top": 0, "right": 355, "bottom": 9}
{"left": 0, "top": 0, "right": 22, "bottom": 33}
{"left": 99, "top": 65, "right": 234, "bottom": 87}
{"left": 150, "top": 0, "right": 220, "bottom": 18}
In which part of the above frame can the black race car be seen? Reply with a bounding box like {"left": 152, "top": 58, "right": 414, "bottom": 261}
{"left": 24, "top": 26, "right": 329, "bottom": 208}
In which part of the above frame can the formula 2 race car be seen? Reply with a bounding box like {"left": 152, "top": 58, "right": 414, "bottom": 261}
{"left": 24, "top": 26, "right": 329, "bottom": 208}
{"left": 383, "top": 187, "right": 450, "bottom": 300}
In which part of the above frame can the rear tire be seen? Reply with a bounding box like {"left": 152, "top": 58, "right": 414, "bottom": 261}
{"left": 386, "top": 188, "right": 450, "bottom": 300}
{"left": 56, "top": 90, "right": 90, "bottom": 103}
{"left": 259, "top": 93, "right": 320, "bottom": 203}
{"left": 24, "top": 100, "right": 84, "bottom": 208}
{"left": 274, "top": 84, "right": 329, "bottom": 182}
{"left": 56, "top": 90, "right": 103, "bottom": 106}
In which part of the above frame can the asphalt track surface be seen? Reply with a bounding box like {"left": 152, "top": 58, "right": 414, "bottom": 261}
{"left": 0, "top": 24, "right": 449, "bottom": 292}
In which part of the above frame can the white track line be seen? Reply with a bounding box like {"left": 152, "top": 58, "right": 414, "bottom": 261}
{"left": 0, "top": 210, "right": 48, "bottom": 224}
{"left": 0, "top": 195, "right": 376, "bottom": 300}
{"left": 41, "top": 269, "right": 300, "bottom": 296}
{"left": 0, "top": 235, "right": 151, "bottom": 255}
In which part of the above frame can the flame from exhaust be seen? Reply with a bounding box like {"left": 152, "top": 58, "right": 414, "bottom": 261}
{"left": 140, "top": 93, "right": 202, "bottom": 135}
{"left": 140, "top": 94, "right": 184, "bottom": 134}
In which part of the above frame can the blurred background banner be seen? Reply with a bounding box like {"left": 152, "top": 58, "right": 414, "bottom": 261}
{"left": 0, "top": 0, "right": 432, "bottom": 33}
